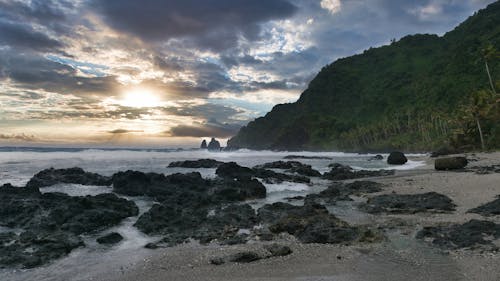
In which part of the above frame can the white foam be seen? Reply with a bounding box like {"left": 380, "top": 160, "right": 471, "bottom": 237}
{"left": 264, "top": 182, "right": 310, "bottom": 193}
{"left": 40, "top": 184, "right": 111, "bottom": 196}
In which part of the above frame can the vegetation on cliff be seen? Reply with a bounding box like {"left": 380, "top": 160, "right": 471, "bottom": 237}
{"left": 228, "top": 1, "right": 500, "bottom": 151}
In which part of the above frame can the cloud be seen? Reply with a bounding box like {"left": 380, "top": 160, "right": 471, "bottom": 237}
{"left": 167, "top": 121, "right": 242, "bottom": 138}
{"left": 107, "top": 129, "right": 144, "bottom": 134}
{"left": 0, "top": 133, "right": 37, "bottom": 142}
{"left": 90, "top": 0, "right": 297, "bottom": 50}
{"left": 320, "top": 0, "right": 342, "bottom": 14}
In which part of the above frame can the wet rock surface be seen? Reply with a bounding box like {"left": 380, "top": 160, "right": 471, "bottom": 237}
{"left": 0, "top": 184, "right": 138, "bottom": 268}
{"left": 361, "top": 192, "right": 456, "bottom": 214}
{"left": 387, "top": 152, "right": 408, "bottom": 165}
{"left": 258, "top": 202, "right": 362, "bottom": 244}
{"left": 168, "top": 159, "right": 224, "bottom": 168}
{"left": 434, "top": 157, "right": 468, "bottom": 170}
{"left": 368, "top": 155, "right": 383, "bottom": 161}
{"left": 97, "top": 232, "right": 123, "bottom": 245}
{"left": 217, "top": 162, "right": 311, "bottom": 184}
{"left": 468, "top": 196, "right": 500, "bottom": 216}
{"left": 254, "top": 161, "right": 321, "bottom": 177}
{"left": 26, "top": 167, "right": 111, "bottom": 188}
{"left": 323, "top": 163, "right": 394, "bottom": 180}
{"left": 306, "top": 181, "right": 383, "bottom": 203}
{"left": 417, "top": 220, "right": 500, "bottom": 250}
{"left": 210, "top": 244, "right": 293, "bottom": 265}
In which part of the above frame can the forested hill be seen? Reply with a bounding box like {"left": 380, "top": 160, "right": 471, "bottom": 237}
{"left": 228, "top": 1, "right": 500, "bottom": 152}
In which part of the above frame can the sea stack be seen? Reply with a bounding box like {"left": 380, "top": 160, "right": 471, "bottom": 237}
{"left": 207, "top": 138, "right": 221, "bottom": 151}
{"left": 200, "top": 139, "right": 208, "bottom": 149}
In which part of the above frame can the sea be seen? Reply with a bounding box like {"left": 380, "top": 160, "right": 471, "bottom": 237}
{"left": 0, "top": 147, "right": 429, "bottom": 281}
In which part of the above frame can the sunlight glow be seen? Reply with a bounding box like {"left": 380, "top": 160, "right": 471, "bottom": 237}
{"left": 119, "top": 89, "right": 160, "bottom": 108}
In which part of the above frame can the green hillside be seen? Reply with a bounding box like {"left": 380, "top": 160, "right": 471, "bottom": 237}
{"left": 228, "top": 1, "right": 500, "bottom": 152}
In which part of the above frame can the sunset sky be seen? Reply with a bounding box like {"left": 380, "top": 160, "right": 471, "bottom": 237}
{"left": 0, "top": 0, "right": 495, "bottom": 147}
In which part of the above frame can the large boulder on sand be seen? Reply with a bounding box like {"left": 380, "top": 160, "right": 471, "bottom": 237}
{"left": 387, "top": 152, "right": 408, "bottom": 165}
{"left": 435, "top": 157, "right": 468, "bottom": 170}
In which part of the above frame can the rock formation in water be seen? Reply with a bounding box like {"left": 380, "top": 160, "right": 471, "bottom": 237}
{"left": 207, "top": 138, "right": 221, "bottom": 151}
{"left": 200, "top": 139, "right": 208, "bottom": 149}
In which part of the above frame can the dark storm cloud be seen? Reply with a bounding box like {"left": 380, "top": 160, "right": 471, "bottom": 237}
{"left": 168, "top": 121, "right": 242, "bottom": 138}
{"left": 90, "top": 0, "right": 297, "bottom": 48}
{"left": 0, "top": 19, "right": 63, "bottom": 51}
{"left": 163, "top": 103, "right": 244, "bottom": 123}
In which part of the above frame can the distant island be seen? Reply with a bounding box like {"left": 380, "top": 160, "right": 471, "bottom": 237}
{"left": 228, "top": 1, "right": 500, "bottom": 152}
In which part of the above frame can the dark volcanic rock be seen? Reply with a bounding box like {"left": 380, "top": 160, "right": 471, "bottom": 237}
{"left": 207, "top": 138, "right": 221, "bottom": 151}
{"left": 252, "top": 168, "right": 310, "bottom": 184}
{"left": 0, "top": 185, "right": 138, "bottom": 268}
{"left": 322, "top": 163, "right": 394, "bottom": 180}
{"left": 387, "top": 152, "right": 408, "bottom": 165}
{"left": 258, "top": 202, "right": 360, "bottom": 244}
{"left": 216, "top": 162, "right": 254, "bottom": 180}
{"left": 434, "top": 157, "right": 468, "bottom": 170}
{"left": 361, "top": 192, "right": 456, "bottom": 214}
{"left": 306, "top": 181, "right": 383, "bottom": 203}
{"left": 264, "top": 244, "right": 292, "bottom": 257}
{"left": 368, "top": 155, "right": 383, "bottom": 161}
{"left": 168, "top": 159, "right": 224, "bottom": 168}
{"left": 26, "top": 167, "right": 111, "bottom": 188}
{"left": 417, "top": 220, "right": 500, "bottom": 249}
{"left": 468, "top": 196, "right": 500, "bottom": 216}
{"left": 200, "top": 139, "right": 208, "bottom": 149}
{"left": 255, "top": 161, "right": 321, "bottom": 177}
{"left": 97, "top": 232, "right": 123, "bottom": 245}
{"left": 217, "top": 162, "right": 311, "bottom": 184}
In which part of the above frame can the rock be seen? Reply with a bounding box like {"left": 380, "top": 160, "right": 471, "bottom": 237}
{"left": 322, "top": 163, "right": 394, "bottom": 180}
{"left": 467, "top": 165, "right": 500, "bottom": 174}
{"left": 387, "top": 152, "right": 408, "bottom": 165}
{"left": 283, "top": 155, "right": 333, "bottom": 160}
{"left": 259, "top": 202, "right": 360, "bottom": 244}
{"left": 368, "top": 154, "right": 383, "bottom": 161}
{"left": 264, "top": 244, "right": 292, "bottom": 257}
{"left": 96, "top": 232, "right": 123, "bottom": 245}
{"left": 228, "top": 251, "right": 262, "bottom": 263}
{"left": 434, "top": 157, "right": 468, "bottom": 170}
{"left": 468, "top": 196, "right": 500, "bottom": 216}
{"left": 200, "top": 140, "right": 208, "bottom": 149}
{"left": 430, "top": 147, "right": 461, "bottom": 158}
{"left": 26, "top": 167, "right": 111, "bottom": 188}
{"left": 417, "top": 220, "right": 500, "bottom": 249}
{"left": 0, "top": 186, "right": 137, "bottom": 268}
{"left": 207, "top": 138, "right": 221, "bottom": 151}
{"left": 306, "top": 181, "right": 383, "bottom": 203}
{"left": 216, "top": 162, "right": 254, "bottom": 180}
{"left": 210, "top": 257, "right": 226, "bottom": 265}
{"left": 252, "top": 168, "right": 311, "bottom": 184}
{"left": 168, "top": 159, "right": 224, "bottom": 168}
{"left": 361, "top": 192, "right": 456, "bottom": 214}
{"left": 217, "top": 162, "right": 310, "bottom": 184}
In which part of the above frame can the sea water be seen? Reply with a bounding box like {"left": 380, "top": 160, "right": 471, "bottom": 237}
{"left": 0, "top": 147, "right": 427, "bottom": 281}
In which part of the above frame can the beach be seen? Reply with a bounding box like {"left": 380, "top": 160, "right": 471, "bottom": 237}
{"left": 101, "top": 152, "right": 500, "bottom": 281}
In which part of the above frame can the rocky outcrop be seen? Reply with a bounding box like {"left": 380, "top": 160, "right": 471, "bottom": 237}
{"left": 361, "top": 192, "right": 456, "bottom": 214}
{"left": 0, "top": 184, "right": 138, "bottom": 268}
{"left": 387, "top": 152, "right": 408, "bottom": 165}
{"left": 322, "top": 163, "right": 394, "bottom": 180}
{"left": 168, "top": 159, "right": 224, "bottom": 168}
{"left": 255, "top": 161, "right": 321, "bottom": 177}
{"left": 417, "top": 220, "right": 500, "bottom": 250}
{"left": 207, "top": 138, "right": 221, "bottom": 151}
{"left": 26, "top": 167, "right": 111, "bottom": 188}
{"left": 306, "top": 181, "right": 383, "bottom": 204}
{"left": 434, "top": 157, "right": 468, "bottom": 170}
{"left": 468, "top": 196, "right": 500, "bottom": 216}
{"left": 200, "top": 140, "right": 208, "bottom": 149}
{"left": 97, "top": 232, "right": 123, "bottom": 245}
{"left": 216, "top": 162, "right": 311, "bottom": 184}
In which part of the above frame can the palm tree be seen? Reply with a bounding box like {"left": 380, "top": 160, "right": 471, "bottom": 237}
{"left": 482, "top": 45, "right": 499, "bottom": 95}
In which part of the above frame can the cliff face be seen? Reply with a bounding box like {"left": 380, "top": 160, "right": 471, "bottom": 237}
{"left": 228, "top": 1, "right": 500, "bottom": 151}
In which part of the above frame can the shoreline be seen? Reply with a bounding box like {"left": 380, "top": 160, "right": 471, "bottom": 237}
{"left": 99, "top": 152, "right": 500, "bottom": 281}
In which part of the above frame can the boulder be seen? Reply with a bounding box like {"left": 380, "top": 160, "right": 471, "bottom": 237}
{"left": 361, "top": 192, "right": 456, "bottom": 214}
{"left": 217, "top": 162, "right": 310, "bottom": 183}
{"left": 306, "top": 181, "right": 383, "bottom": 204}
{"left": 368, "top": 154, "right": 383, "bottom": 161}
{"left": 97, "top": 232, "right": 123, "bottom": 245}
{"left": 417, "top": 220, "right": 500, "bottom": 250}
{"left": 434, "top": 157, "right": 468, "bottom": 170}
{"left": 264, "top": 244, "right": 292, "bottom": 257}
{"left": 387, "top": 152, "right": 408, "bottom": 165}
{"left": 26, "top": 167, "right": 111, "bottom": 188}
{"left": 207, "top": 138, "right": 221, "bottom": 151}
{"left": 168, "top": 159, "right": 224, "bottom": 168}
{"left": 216, "top": 162, "right": 254, "bottom": 180}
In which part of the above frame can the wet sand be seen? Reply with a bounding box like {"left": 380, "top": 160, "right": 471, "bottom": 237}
{"left": 98, "top": 153, "right": 500, "bottom": 281}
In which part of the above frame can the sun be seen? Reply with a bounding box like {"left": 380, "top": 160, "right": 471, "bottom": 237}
{"left": 120, "top": 89, "right": 160, "bottom": 108}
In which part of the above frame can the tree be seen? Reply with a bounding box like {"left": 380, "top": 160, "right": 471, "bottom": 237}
{"left": 467, "top": 90, "right": 495, "bottom": 150}
{"left": 482, "top": 44, "right": 499, "bottom": 95}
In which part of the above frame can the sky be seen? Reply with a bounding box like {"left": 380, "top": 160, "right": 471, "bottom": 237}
{"left": 0, "top": 0, "right": 496, "bottom": 147}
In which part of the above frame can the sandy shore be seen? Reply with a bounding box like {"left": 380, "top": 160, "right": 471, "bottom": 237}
{"left": 100, "top": 152, "right": 500, "bottom": 281}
